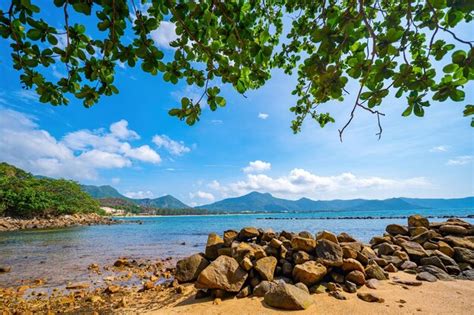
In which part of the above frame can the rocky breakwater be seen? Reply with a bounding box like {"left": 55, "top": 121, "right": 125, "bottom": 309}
{"left": 175, "top": 216, "right": 474, "bottom": 311}
{"left": 0, "top": 213, "right": 116, "bottom": 232}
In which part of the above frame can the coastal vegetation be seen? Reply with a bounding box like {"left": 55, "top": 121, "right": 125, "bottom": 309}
{"left": 1, "top": 1, "right": 473, "bottom": 138}
{"left": 0, "top": 162, "right": 102, "bottom": 218}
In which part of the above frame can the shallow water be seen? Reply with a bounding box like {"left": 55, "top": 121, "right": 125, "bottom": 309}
{"left": 0, "top": 208, "right": 473, "bottom": 287}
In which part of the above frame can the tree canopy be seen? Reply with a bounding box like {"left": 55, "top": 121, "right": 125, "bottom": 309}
{"left": 0, "top": 162, "right": 102, "bottom": 218}
{"left": 1, "top": 0, "right": 473, "bottom": 139}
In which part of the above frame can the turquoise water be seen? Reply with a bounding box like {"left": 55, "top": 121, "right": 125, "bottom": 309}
{"left": 0, "top": 208, "right": 473, "bottom": 287}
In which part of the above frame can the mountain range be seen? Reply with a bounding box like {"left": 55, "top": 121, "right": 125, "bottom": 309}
{"left": 80, "top": 185, "right": 190, "bottom": 209}
{"left": 80, "top": 184, "right": 474, "bottom": 212}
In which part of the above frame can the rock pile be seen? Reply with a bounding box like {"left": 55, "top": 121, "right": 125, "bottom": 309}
{"left": 175, "top": 215, "right": 474, "bottom": 310}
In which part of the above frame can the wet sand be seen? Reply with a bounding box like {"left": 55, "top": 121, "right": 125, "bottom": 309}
{"left": 152, "top": 272, "right": 474, "bottom": 315}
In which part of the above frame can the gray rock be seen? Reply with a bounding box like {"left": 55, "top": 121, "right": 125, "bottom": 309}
{"left": 400, "top": 260, "right": 417, "bottom": 270}
{"left": 236, "top": 285, "right": 251, "bottom": 298}
{"left": 416, "top": 271, "right": 437, "bottom": 282}
{"left": 453, "top": 247, "right": 474, "bottom": 265}
{"left": 175, "top": 253, "right": 210, "bottom": 283}
{"left": 264, "top": 283, "right": 314, "bottom": 310}
{"left": 294, "top": 282, "right": 309, "bottom": 293}
{"left": 456, "top": 269, "right": 474, "bottom": 280}
{"left": 416, "top": 265, "right": 453, "bottom": 281}
{"left": 344, "top": 280, "right": 357, "bottom": 293}
{"left": 253, "top": 280, "right": 277, "bottom": 297}
{"left": 420, "top": 256, "right": 447, "bottom": 272}
{"left": 329, "top": 291, "right": 347, "bottom": 300}
{"left": 386, "top": 224, "right": 409, "bottom": 236}
{"left": 315, "top": 239, "right": 343, "bottom": 267}
{"left": 365, "top": 278, "right": 379, "bottom": 289}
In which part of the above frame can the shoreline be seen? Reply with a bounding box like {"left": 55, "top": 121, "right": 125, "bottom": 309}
{"left": 0, "top": 213, "right": 117, "bottom": 232}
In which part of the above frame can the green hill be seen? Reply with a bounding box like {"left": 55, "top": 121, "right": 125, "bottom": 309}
{"left": 0, "top": 163, "right": 101, "bottom": 218}
{"left": 80, "top": 184, "right": 126, "bottom": 199}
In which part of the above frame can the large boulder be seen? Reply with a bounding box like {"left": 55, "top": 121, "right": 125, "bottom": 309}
{"left": 365, "top": 263, "right": 388, "bottom": 280}
{"left": 175, "top": 254, "right": 210, "bottom": 283}
{"left": 408, "top": 215, "right": 429, "bottom": 229}
{"left": 292, "top": 261, "right": 327, "bottom": 286}
{"left": 195, "top": 256, "right": 248, "bottom": 292}
{"left": 238, "top": 227, "right": 260, "bottom": 240}
{"left": 439, "top": 225, "right": 468, "bottom": 235}
{"left": 417, "top": 265, "right": 453, "bottom": 281}
{"left": 255, "top": 256, "right": 277, "bottom": 281}
{"left": 345, "top": 270, "right": 366, "bottom": 286}
{"left": 291, "top": 236, "right": 316, "bottom": 252}
{"left": 315, "top": 239, "right": 343, "bottom": 266}
{"left": 205, "top": 233, "right": 224, "bottom": 260}
{"left": 264, "top": 283, "right": 314, "bottom": 310}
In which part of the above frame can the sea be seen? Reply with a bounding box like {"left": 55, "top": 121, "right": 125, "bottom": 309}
{"left": 1, "top": 208, "right": 473, "bottom": 287}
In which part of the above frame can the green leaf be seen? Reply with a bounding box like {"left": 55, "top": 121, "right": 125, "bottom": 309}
{"left": 463, "top": 105, "right": 474, "bottom": 117}
{"left": 27, "top": 29, "right": 42, "bottom": 40}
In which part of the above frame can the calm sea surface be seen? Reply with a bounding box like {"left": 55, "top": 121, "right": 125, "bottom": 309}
{"left": 1, "top": 208, "right": 473, "bottom": 287}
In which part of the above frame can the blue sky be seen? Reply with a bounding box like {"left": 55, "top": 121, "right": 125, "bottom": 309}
{"left": 0, "top": 4, "right": 473, "bottom": 206}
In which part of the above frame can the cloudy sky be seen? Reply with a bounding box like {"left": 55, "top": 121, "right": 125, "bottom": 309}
{"left": 0, "top": 5, "right": 473, "bottom": 206}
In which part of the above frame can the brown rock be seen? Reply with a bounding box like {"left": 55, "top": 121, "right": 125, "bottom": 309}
{"left": 293, "top": 250, "right": 312, "bottom": 264}
{"left": 143, "top": 281, "right": 154, "bottom": 290}
{"left": 269, "top": 238, "right": 283, "bottom": 249}
{"left": 104, "top": 285, "right": 121, "bottom": 294}
{"left": 299, "top": 231, "right": 314, "bottom": 239}
{"left": 217, "top": 247, "right": 232, "bottom": 257}
{"left": 376, "top": 243, "right": 396, "bottom": 256}
{"left": 400, "top": 241, "right": 428, "bottom": 259}
{"left": 337, "top": 232, "right": 357, "bottom": 242}
{"left": 262, "top": 229, "right": 277, "bottom": 242}
{"left": 412, "top": 230, "right": 437, "bottom": 244}
{"left": 253, "top": 280, "right": 278, "bottom": 297}
{"left": 365, "top": 278, "right": 379, "bottom": 289}
{"left": 238, "top": 227, "right": 260, "bottom": 240}
{"left": 255, "top": 256, "right": 277, "bottom": 281}
{"left": 342, "top": 246, "right": 358, "bottom": 259}
{"left": 386, "top": 224, "right": 408, "bottom": 236}
{"left": 346, "top": 270, "right": 366, "bottom": 286}
{"left": 408, "top": 215, "right": 430, "bottom": 229}
{"left": 292, "top": 261, "right": 327, "bottom": 286}
{"left": 438, "top": 241, "right": 454, "bottom": 257}
{"left": 439, "top": 225, "right": 468, "bottom": 235}
{"left": 0, "top": 266, "right": 11, "bottom": 273}
{"left": 357, "top": 292, "right": 385, "bottom": 303}
{"left": 223, "top": 230, "right": 238, "bottom": 246}
{"left": 66, "top": 282, "right": 89, "bottom": 290}
{"left": 195, "top": 255, "right": 248, "bottom": 292}
{"left": 315, "top": 239, "right": 343, "bottom": 267}
{"left": 205, "top": 233, "right": 224, "bottom": 260}
{"left": 291, "top": 236, "right": 316, "bottom": 252}
{"left": 316, "top": 230, "right": 339, "bottom": 244}
{"left": 444, "top": 236, "right": 474, "bottom": 250}
{"left": 410, "top": 226, "right": 428, "bottom": 237}
{"left": 176, "top": 253, "right": 210, "bottom": 283}
{"left": 384, "top": 263, "right": 398, "bottom": 273}
{"left": 264, "top": 283, "right": 314, "bottom": 310}
{"left": 453, "top": 247, "right": 474, "bottom": 264}
{"left": 236, "top": 285, "right": 251, "bottom": 298}
{"left": 341, "top": 258, "right": 365, "bottom": 273}
{"left": 240, "top": 257, "right": 253, "bottom": 271}
{"left": 365, "top": 263, "right": 388, "bottom": 280}
{"left": 400, "top": 261, "right": 417, "bottom": 270}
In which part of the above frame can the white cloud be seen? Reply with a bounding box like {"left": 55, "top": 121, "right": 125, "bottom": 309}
{"left": 430, "top": 145, "right": 448, "bottom": 152}
{"left": 189, "top": 191, "right": 215, "bottom": 202}
{"left": 242, "top": 160, "right": 272, "bottom": 173}
{"left": 111, "top": 177, "right": 121, "bottom": 184}
{"left": 211, "top": 119, "right": 223, "bottom": 124}
{"left": 258, "top": 113, "right": 269, "bottom": 120}
{"left": 207, "top": 168, "right": 431, "bottom": 200}
{"left": 447, "top": 156, "right": 472, "bottom": 166}
{"left": 152, "top": 134, "right": 191, "bottom": 156}
{"left": 110, "top": 119, "right": 139, "bottom": 140}
{"left": 124, "top": 190, "right": 154, "bottom": 199}
{"left": 121, "top": 143, "right": 161, "bottom": 164}
{"left": 0, "top": 108, "right": 161, "bottom": 180}
{"left": 13, "top": 90, "right": 39, "bottom": 103}
{"left": 150, "top": 21, "right": 178, "bottom": 49}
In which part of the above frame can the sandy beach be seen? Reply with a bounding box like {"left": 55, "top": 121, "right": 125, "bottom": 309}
{"left": 152, "top": 271, "right": 474, "bottom": 315}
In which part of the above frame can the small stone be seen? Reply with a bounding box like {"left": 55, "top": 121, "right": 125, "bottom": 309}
{"left": 309, "top": 284, "right": 327, "bottom": 294}
{"left": 342, "top": 258, "right": 365, "bottom": 273}
{"left": 66, "top": 282, "right": 89, "bottom": 290}
{"left": 253, "top": 280, "right": 278, "bottom": 297}
{"left": 344, "top": 280, "right": 357, "bottom": 293}
{"left": 143, "top": 281, "right": 154, "bottom": 290}
{"left": 240, "top": 257, "right": 253, "bottom": 271}
{"left": 386, "top": 224, "right": 409, "bottom": 236}
{"left": 236, "top": 285, "right": 251, "bottom": 298}
{"left": 365, "top": 263, "right": 388, "bottom": 280}
{"left": 104, "top": 285, "right": 121, "bottom": 294}
{"left": 393, "top": 279, "right": 422, "bottom": 286}
{"left": 329, "top": 291, "right": 347, "bottom": 300}
{"left": 365, "top": 278, "right": 379, "bottom": 289}
{"left": 384, "top": 263, "right": 398, "bottom": 273}
{"left": 400, "top": 261, "right": 417, "bottom": 270}
{"left": 357, "top": 292, "right": 385, "bottom": 303}
{"left": 213, "top": 298, "right": 222, "bottom": 305}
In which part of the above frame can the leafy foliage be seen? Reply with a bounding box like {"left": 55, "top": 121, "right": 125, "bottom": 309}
{"left": 1, "top": 0, "right": 473, "bottom": 138}
{"left": 0, "top": 162, "right": 101, "bottom": 218}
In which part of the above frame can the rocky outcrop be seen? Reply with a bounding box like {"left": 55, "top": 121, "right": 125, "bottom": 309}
{"left": 0, "top": 213, "right": 116, "bottom": 231}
